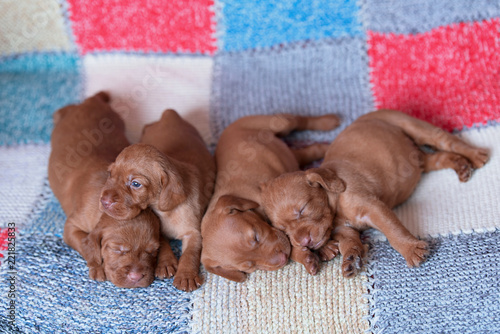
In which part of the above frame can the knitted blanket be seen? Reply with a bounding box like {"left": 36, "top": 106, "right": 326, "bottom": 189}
{"left": 1, "top": 1, "right": 499, "bottom": 333}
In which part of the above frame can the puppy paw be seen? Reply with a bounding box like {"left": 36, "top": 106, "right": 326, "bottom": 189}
{"left": 173, "top": 271, "right": 203, "bottom": 292}
{"left": 89, "top": 265, "right": 106, "bottom": 282}
{"left": 452, "top": 156, "right": 473, "bottom": 182}
{"left": 302, "top": 252, "right": 320, "bottom": 275}
{"left": 469, "top": 147, "right": 489, "bottom": 169}
{"left": 155, "top": 259, "right": 178, "bottom": 279}
{"left": 341, "top": 247, "right": 364, "bottom": 278}
{"left": 318, "top": 240, "right": 340, "bottom": 262}
{"left": 403, "top": 240, "right": 429, "bottom": 268}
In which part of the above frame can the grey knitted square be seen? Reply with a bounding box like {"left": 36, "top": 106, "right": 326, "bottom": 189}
{"left": 210, "top": 38, "right": 374, "bottom": 143}
{"left": 361, "top": 0, "right": 500, "bottom": 34}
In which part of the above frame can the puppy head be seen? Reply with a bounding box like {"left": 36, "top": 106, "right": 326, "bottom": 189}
{"left": 201, "top": 195, "right": 291, "bottom": 282}
{"left": 84, "top": 209, "right": 160, "bottom": 288}
{"left": 261, "top": 168, "right": 345, "bottom": 250}
{"left": 100, "top": 143, "right": 186, "bottom": 220}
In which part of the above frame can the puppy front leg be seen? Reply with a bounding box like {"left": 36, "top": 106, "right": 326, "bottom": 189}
{"left": 291, "top": 245, "right": 320, "bottom": 275}
{"left": 63, "top": 219, "right": 106, "bottom": 281}
{"left": 155, "top": 236, "right": 178, "bottom": 279}
{"left": 174, "top": 230, "right": 203, "bottom": 292}
{"left": 358, "top": 200, "right": 428, "bottom": 267}
{"left": 332, "top": 224, "right": 365, "bottom": 278}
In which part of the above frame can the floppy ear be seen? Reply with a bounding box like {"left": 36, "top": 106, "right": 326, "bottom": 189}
{"left": 205, "top": 264, "right": 248, "bottom": 282}
{"left": 305, "top": 168, "right": 346, "bottom": 193}
{"left": 216, "top": 195, "right": 259, "bottom": 215}
{"left": 158, "top": 169, "right": 187, "bottom": 212}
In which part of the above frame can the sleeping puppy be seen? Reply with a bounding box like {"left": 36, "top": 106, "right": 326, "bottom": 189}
{"left": 261, "top": 110, "right": 489, "bottom": 277}
{"left": 48, "top": 92, "right": 161, "bottom": 288}
{"left": 201, "top": 114, "right": 341, "bottom": 282}
{"left": 100, "top": 109, "right": 216, "bottom": 292}
{"left": 83, "top": 209, "right": 160, "bottom": 288}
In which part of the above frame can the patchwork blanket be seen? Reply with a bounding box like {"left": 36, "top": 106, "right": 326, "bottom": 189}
{"left": 1, "top": 1, "right": 499, "bottom": 333}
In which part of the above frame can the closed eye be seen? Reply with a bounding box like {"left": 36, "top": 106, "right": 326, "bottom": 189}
{"left": 146, "top": 249, "right": 158, "bottom": 256}
{"left": 294, "top": 203, "right": 307, "bottom": 219}
{"left": 111, "top": 248, "right": 129, "bottom": 255}
{"left": 249, "top": 231, "right": 260, "bottom": 247}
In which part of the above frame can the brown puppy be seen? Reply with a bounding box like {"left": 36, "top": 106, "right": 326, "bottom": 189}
{"left": 84, "top": 209, "right": 160, "bottom": 288}
{"left": 201, "top": 114, "right": 341, "bottom": 282}
{"left": 100, "top": 109, "right": 216, "bottom": 292}
{"left": 48, "top": 92, "right": 161, "bottom": 288}
{"left": 261, "top": 110, "right": 489, "bottom": 277}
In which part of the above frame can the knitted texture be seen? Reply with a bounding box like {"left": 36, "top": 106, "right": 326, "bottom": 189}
{"left": 0, "top": 234, "right": 189, "bottom": 333}
{"left": 393, "top": 124, "right": 500, "bottom": 238}
{"left": 210, "top": 38, "right": 374, "bottom": 141}
{"left": 0, "top": 53, "right": 82, "bottom": 145}
{"left": 368, "top": 19, "right": 500, "bottom": 131}
{"left": 368, "top": 230, "right": 500, "bottom": 333}
{"left": 0, "top": 0, "right": 72, "bottom": 56}
{"left": 23, "top": 182, "right": 66, "bottom": 237}
{"left": 84, "top": 54, "right": 214, "bottom": 144}
{"left": 192, "top": 257, "right": 369, "bottom": 333}
{"left": 361, "top": 0, "right": 500, "bottom": 34}
{"left": 68, "top": 0, "right": 217, "bottom": 54}
{"left": 219, "top": 0, "right": 363, "bottom": 51}
{"left": 0, "top": 144, "right": 51, "bottom": 228}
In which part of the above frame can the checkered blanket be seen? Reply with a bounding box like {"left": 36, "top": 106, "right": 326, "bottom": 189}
{"left": 1, "top": 1, "right": 499, "bottom": 333}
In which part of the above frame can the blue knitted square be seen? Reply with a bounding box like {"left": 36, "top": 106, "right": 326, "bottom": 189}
{"left": 0, "top": 53, "right": 82, "bottom": 146}
{"left": 0, "top": 234, "right": 188, "bottom": 333}
{"left": 211, "top": 38, "right": 374, "bottom": 141}
{"left": 219, "top": 0, "right": 364, "bottom": 51}
{"left": 368, "top": 231, "right": 500, "bottom": 333}
{"left": 361, "top": 0, "right": 500, "bottom": 34}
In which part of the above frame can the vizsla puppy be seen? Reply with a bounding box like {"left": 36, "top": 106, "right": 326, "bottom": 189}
{"left": 201, "top": 114, "right": 341, "bottom": 282}
{"left": 261, "top": 110, "right": 489, "bottom": 277}
{"left": 48, "top": 92, "right": 161, "bottom": 288}
{"left": 100, "top": 109, "right": 216, "bottom": 291}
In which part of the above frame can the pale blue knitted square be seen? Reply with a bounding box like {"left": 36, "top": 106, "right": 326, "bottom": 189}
{"left": 0, "top": 53, "right": 82, "bottom": 146}
{"left": 219, "top": 0, "right": 364, "bottom": 51}
{"left": 211, "top": 38, "right": 374, "bottom": 141}
{"left": 368, "top": 231, "right": 500, "bottom": 333}
{"left": 0, "top": 234, "right": 188, "bottom": 333}
{"left": 361, "top": 0, "right": 500, "bottom": 34}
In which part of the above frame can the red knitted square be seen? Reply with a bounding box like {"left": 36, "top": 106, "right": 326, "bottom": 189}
{"left": 368, "top": 19, "right": 500, "bottom": 131}
{"left": 68, "top": 0, "right": 216, "bottom": 54}
{"left": 0, "top": 228, "right": 11, "bottom": 259}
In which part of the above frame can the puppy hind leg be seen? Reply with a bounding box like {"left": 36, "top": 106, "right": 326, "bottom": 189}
{"left": 291, "top": 143, "right": 330, "bottom": 167}
{"left": 64, "top": 220, "right": 106, "bottom": 281}
{"left": 373, "top": 110, "right": 489, "bottom": 168}
{"left": 423, "top": 151, "right": 474, "bottom": 182}
{"left": 332, "top": 225, "right": 365, "bottom": 278}
{"left": 293, "top": 114, "right": 341, "bottom": 132}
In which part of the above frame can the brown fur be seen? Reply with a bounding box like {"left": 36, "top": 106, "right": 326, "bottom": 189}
{"left": 201, "top": 114, "right": 341, "bottom": 282}
{"left": 100, "top": 109, "right": 216, "bottom": 292}
{"left": 261, "top": 110, "right": 490, "bottom": 277}
{"left": 48, "top": 92, "right": 161, "bottom": 288}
